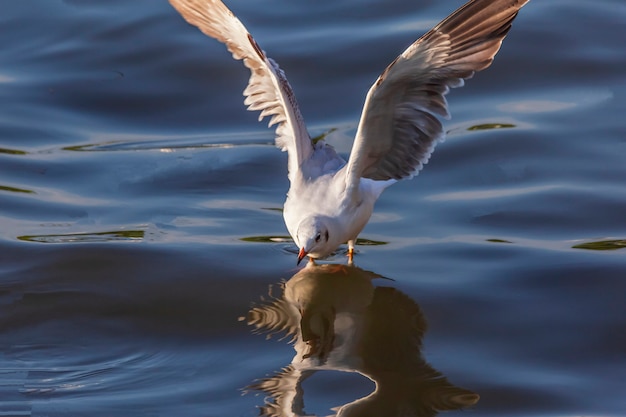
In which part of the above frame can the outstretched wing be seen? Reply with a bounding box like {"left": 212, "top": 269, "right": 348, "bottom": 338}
{"left": 345, "top": 0, "right": 529, "bottom": 184}
{"left": 169, "top": 0, "right": 313, "bottom": 181}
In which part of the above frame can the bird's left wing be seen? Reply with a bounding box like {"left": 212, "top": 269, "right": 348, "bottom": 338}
{"left": 169, "top": 0, "right": 313, "bottom": 181}
{"left": 345, "top": 0, "right": 529, "bottom": 186}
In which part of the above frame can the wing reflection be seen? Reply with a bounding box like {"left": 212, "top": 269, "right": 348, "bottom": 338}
{"left": 243, "top": 263, "right": 478, "bottom": 416}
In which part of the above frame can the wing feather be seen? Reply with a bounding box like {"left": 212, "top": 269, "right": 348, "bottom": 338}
{"left": 169, "top": 0, "right": 313, "bottom": 181}
{"left": 346, "top": 0, "right": 529, "bottom": 183}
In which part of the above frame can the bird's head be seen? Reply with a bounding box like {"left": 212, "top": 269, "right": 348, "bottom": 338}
{"left": 295, "top": 216, "right": 332, "bottom": 265}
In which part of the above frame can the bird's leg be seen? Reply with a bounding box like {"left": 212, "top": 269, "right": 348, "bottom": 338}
{"left": 347, "top": 240, "right": 355, "bottom": 265}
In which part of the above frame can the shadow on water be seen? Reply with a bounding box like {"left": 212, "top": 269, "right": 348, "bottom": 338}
{"left": 241, "top": 236, "right": 389, "bottom": 261}
{"left": 242, "top": 262, "right": 478, "bottom": 417}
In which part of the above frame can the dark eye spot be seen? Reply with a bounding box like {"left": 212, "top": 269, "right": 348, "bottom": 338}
{"left": 324, "top": 231, "right": 329, "bottom": 241}
{"left": 315, "top": 233, "right": 321, "bottom": 243}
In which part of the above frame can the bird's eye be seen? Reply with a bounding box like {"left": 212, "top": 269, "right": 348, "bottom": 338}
{"left": 325, "top": 230, "right": 329, "bottom": 241}
{"left": 315, "top": 233, "right": 321, "bottom": 243}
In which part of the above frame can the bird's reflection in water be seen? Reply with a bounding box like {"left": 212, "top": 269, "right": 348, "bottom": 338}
{"left": 242, "top": 263, "right": 479, "bottom": 416}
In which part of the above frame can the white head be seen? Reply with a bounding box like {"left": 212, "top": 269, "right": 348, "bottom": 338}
{"left": 295, "top": 216, "right": 333, "bottom": 264}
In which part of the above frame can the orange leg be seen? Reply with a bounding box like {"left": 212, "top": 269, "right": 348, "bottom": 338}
{"left": 347, "top": 240, "right": 355, "bottom": 265}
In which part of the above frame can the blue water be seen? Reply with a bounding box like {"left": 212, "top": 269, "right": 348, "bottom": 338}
{"left": 1, "top": 0, "right": 625, "bottom": 415}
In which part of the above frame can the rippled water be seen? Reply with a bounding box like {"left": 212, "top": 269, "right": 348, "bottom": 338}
{"left": 1, "top": 0, "right": 625, "bottom": 415}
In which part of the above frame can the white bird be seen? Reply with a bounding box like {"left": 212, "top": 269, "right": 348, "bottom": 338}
{"left": 168, "top": 0, "right": 529, "bottom": 264}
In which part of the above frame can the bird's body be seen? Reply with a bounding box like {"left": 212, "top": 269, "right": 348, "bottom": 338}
{"left": 283, "top": 151, "right": 392, "bottom": 259}
{"left": 168, "top": 0, "right": 529, "bottom": 263}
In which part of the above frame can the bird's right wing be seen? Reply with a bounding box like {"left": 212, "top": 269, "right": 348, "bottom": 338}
{"left": 169, "top": 0, "right": 313, "bottom": 182}
{"left": 345, "top": 0, "right": 529, "bottom": 186}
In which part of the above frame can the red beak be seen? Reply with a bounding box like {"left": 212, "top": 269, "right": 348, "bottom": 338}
{"left": 297, "top": 248, "right": 308, "bottom": 265}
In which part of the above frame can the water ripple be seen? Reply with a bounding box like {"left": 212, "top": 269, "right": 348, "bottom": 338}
{"left": 63, "top": 135, "right": 273, "bottom": 153}
{"left": 17, "top": 229, "right": 145, "bottom": 244}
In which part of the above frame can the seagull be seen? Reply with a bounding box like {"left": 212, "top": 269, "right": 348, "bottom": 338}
{"left": 168, "top": 0, "right": 529, "bottom": 264}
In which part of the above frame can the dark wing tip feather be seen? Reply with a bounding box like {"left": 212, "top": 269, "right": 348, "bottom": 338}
{"left": 432, "top": 0, "right": 529, "bottom": 70}
{"left": 247, "top": 33, "right": 266, "bottom": 60}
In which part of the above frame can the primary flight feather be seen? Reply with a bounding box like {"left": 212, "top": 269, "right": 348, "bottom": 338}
{"left": 168, "top": 0, "right": 529, "bottom": 264}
